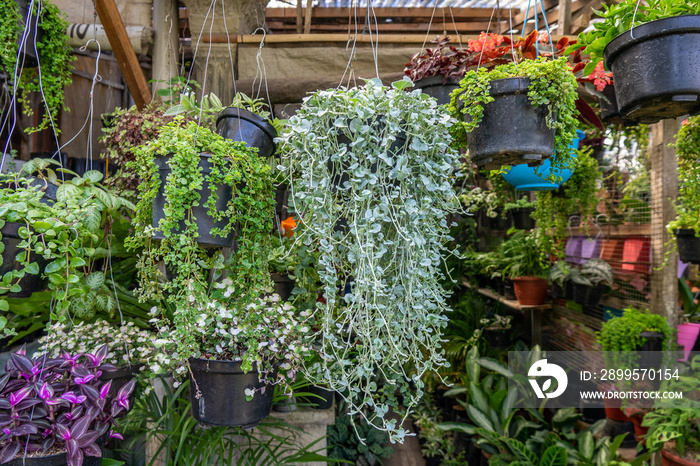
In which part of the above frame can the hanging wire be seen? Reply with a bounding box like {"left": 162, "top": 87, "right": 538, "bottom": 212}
{"left": 630, "top": 0, "right": 644, "bottom": 40}
{"left": 448, "top": 6, "right": 463, "bottom": 49}
{"left": 338, "top": 0, "right": 359, "bottom": 88}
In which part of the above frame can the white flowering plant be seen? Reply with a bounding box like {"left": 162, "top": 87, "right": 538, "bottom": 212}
{"left": 479, "top": 314, "right": 513, "bottom": 330}
{"left": 36, "top": 320, "right": 157, "bottom": 371}
{"left": 150, "top": 282, "right": 313, "bottom": 397}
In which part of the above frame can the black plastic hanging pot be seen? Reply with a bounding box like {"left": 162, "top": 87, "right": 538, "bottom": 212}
{"left": 3, "top": 451, "right": 102, "bottom": 466}
{"left": 675, "top": 229, "right": 700, "bottom": 264}
{"left": 511, "top": 207, "right": 536, "bottom": 230}
{"left": 15, "top": 0, "right": 41, "bottom": 68}
{"left": 188, "top": 358, "right": 274, "bottom": 428}
{"left": 484, "top": 329, "right": 510, "bottom": 349}
{"left": 413, "top": 75, "right": 460, "bottom": 106}
{"left": 599, "top": 85, "right": 638, "bottom": 126}
{"left": 604, "top": 15, "right": 700, "bottom": 124}
{"left": 466, "top": 77, "right": 555, "bottom": 169}
{"left": 152, "top": 153, "right": 236, "bottom": 248}
{"left": 216, "top": 108, "right": 277, "bottom": 158}
{"left": 299, "top": 385, "right": 335, "bottom": 409}
{"left": 551, "top": 282, "right": 566, "bottom": 300}
{"left": 0, "top": 221, "right": 49, "bottom": 297}
{"left": 488, "top": 211, "right": 513, "bottom": 231}
{"left": 573, "top": 283, "right": 607, "bottom": 308}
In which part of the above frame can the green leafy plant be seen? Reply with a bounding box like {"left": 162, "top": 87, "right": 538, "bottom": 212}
{"left": 0, "top": 159, "right": 134, "bottom": 326}
{"left": 597, "top": 307, "right": 673, "bottom": 352}
{"left": 669, "top": 116, "right": 700, "bottom": 235}
{"left": 679, "top": 278, "right": 700, "bottom": 322}
{"left": 580, "top": 258, "right": 614, "bottom": 288}
{"left": 327, "top": 400, "right": 394, "bottom": 466}
{"left": 504, "top": 195, "right": 535, "bottom": 213}
{"left": 280, "top": 77, "right": 459, "bottom": 441}
{"left": 567, "top": 0, "right": 700, "bottom": 75}
{"left": 449, "top": 57, "right": 579, "bottom": 181}
{"left": 500, "top": 230, "right": 549, "bottom": 278}
{"left": 0, "top": 0, "right": 75, "bottom": 133}
{"left": 532, "top": 147, "right": 601, "bottom": 258}
{"left": 548, "top": 260, "right": 572, "bottom": 288}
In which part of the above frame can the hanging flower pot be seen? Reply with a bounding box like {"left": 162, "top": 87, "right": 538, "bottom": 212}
{"left": 216, "top": 108, "right": 277, "bottom": 158}
{"left": 512, "top": 277, "right": 548, "bottom": 305}
{"left": 565, "top": 236, "right": 584, "bottom": 264}
{"left": 573, "top": 283, "right": 608, "bottom": 308}
{"left": 580, "top": 236, "right": 602, "bottom": 263}
{"left": 188, "top": 358, "right": 275, "bottom": 428}
{"left": 677, "top": 323, "right": 700, "bottom": 362}
{"left": 413, "top": 75, "right": 460, "bottom": 106}
{"left": 271, "top": 273, "right": 295, "bottom": 301}
{"left": 15, "top": 0, "right": 42, "bottom": 68}
{"left": 152, "top": 153, "right": 236, "bottom": 248}
{"left": 675, "top": 229, "right": 700, "bottom": 264}
{"left": 502, "top": 130, "right": 585, "bottom": 191}
{"left": 0, "top": 221, "right": 49, "bottom": 297}
{"left": 465, "top": 77, "right": 555, "bottom": 168}
{"left": 603, "top": 15, "right": 700, "bottom": 124}
{"left": 298, "top": 385, "right": 335, "bottom": 410}
{"left": 488, "top": 211, "right": 512, "bottom": 231}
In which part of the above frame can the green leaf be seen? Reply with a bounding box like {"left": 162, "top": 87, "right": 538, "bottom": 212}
{"left": 467, "top": 405, "right": 494, "bottom": 432}
{"left": 83, "top": 170, "right": 104, "bottom": 183}
{"left": 540, "top": 445, "right": 567, "bottom": 466}
{"left": 578, "top": 431, "right": 594, "bottom": 460}
{"left": 506, "top": 438, "right": 537, "bottom": 464}
{"left": 24, "top": 262, "right": 40, "bottom": 275}
{"left": 86, "top": 272, "right": 105, "bottom": 289}
{"left": 70, "top": 257, "right": 87, "bottom": 267}
{"left": 44, "top": 261, "right": 62, "bottom": 274}
{"left": 478, "top": 357, "right": 513, "bottom": 377}
{"left": 0, "top": 300, "right": 8, "bottom": 312}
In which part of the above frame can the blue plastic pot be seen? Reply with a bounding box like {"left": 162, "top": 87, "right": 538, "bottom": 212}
{"left": 502, "top": 129, "right": 586, "bottom": 191}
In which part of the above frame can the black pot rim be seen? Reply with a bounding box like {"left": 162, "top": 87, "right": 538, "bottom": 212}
{"left": 100, "top": 364, "right": 139, "bottom": 379}
{"left": 189, "top": 357, "right": 264, "bottom": 375}
{"left": 216, "top": 107, "right": 277, "bottom": 143}
{"left": 675, "top": 228, "right": 700, "bottom": 238}
{"left": 604, "top": 15, "right": 700, "bottom": 69}
{"left": 488, "top": 77, "right": 532, "bottom": 97}
{"left": 413, "top": 75, "right": 461, "bottom": 88}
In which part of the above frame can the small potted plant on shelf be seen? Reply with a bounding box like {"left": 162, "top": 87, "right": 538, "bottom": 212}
{"left": 501, "top": 230, "right": 550, "bottom": 305}
{"left": 479, "top": 314, "right": 513, "bottom": 349}
{"left": 567, "top": 0, "right": 700, "bottom": 123}
{"left": 670, "top": 115, "right": 700, "bottom": 265}
{"left": 572, "top": 258, "right": 614, "bottom": 308}
{"left": 0, "top": 345, "right": 136, "bottom": 466}
{"left": 279, "top": 77, "right": 459, "bottom": 442}
{"left": 505, "top": 196, "right": 536, "bottom": 230}
{"left": 0, "top": 0, "right": 74, "bottom": 133}
{"left": 450, "top": 56, "right": 579, "bottom": 170}
{"left": 548, "top": 260, "right": 572, "bottom": 300}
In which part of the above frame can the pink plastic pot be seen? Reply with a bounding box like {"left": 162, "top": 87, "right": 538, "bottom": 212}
{"left": 677, "top": 323, "right": 700, "bottom": 362}
{"left": 622, "top": 237, "right": 651, "bottom": 274}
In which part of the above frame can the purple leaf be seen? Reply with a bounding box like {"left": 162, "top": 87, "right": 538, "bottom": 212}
{"left": 87, "top": 345, "right": 109, "bottom": 368}
{"left": 38, "top": 382, "right": 54, "bottom": 401}
{"left": 42, "top": 436, "right": 55, "bottom": 451}
{"left": 0, "top": 373, "right": 11, "bottom": 392}
{"left": 79, "top": 385, "right": 99, "bottom": 403}
{"left": 70, "top": 416, "right": 91, "bottom": 440}
{"left": 61, "top": 392, "right": 87, "bottom": 405}
{"left": 10, "top": 353, "right": 33, "bottom": 377}
{"left": 0, "top": 414, "right": 11, "bottom": 426}
{"left": 10, "top": 387, "right": 33, "bottom": 406}
{"left": 74, "top": 374, "right": 96, "bottom": 385}
{"left": 11, "top": 424, "right": 38, "bottom": 436}
{"left": 99, "top": 381, "right": 112, "bottom": 400}
{"left": 66, "top": 438, "right": 82, "bottom": 466}
{"left": 16, "top": 399, "right": 43, "bottom": 411}
{"left": 82, "top": 442, "right": 101, "bottom": 458}
{"left": 16, "top": 344, "right": 26, "bottom": 356}
{"left": 0, "top": 399, "right": 10, "bottom": 410}
{"left": 0, "top": 440, "right": 19, "bottom": 464}
{"left": 98, "top": 363, "right": 117, "bottom": 373}
{"left": 109, "top": 430, "right": 123, "bottom": 440}
{"left": 77, "top": 431, "right": 100, "bottom": 448}
{"left": 55, "top": 423, "right": 71, "bottom": 441}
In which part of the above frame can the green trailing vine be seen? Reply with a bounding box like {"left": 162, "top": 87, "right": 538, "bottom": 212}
{"left": 449, "top": 57, "right": 579, "bottom": 182}
{"left": 126, "top": 120, "right": 274, "bottom": 360}
{"left": 532, "top": 147, "right": 601, "bottom": 258}
{"left": 670, "top": 116, "right": 700, "bottom": 235}
{"left": 597, "top": 307, "right": 673, "bottom": 353}
{"left": 0, "top": 0, "right": 74, "bottom": 133}
{"left": 280, "top": 77, "right": 460, "bottom": 442}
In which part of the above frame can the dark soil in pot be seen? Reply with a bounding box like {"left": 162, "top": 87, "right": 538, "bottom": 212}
{"left": 604, "top": 15, "right": 700, "bottom": 124}
{"left": 511, "top": 207, "right": 535, "bottom": 230}
{"left": 188, "top": 358, "right": 274, "bottom": 428}
{"left": 216, "top": 107, "right": 277, "bottom": 158}
{"left": 676, "top": 229, "right": 700, "bottom": 264}
{"left": 466, "top": 77, "right": 555, "bottom": 169}
{"left": 413, "top": 75, "right": 460, "bottom": 106}
{"left": 0, "top": 221, "right": 50, "bottom": 297}
{"left": 271, "top": 273, "right": 295, "bottom": 301}
{"left": 152, "top": 153, "right": 237, "bottom": 248}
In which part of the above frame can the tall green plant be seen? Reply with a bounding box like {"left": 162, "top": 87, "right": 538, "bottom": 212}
{"left": 670, "top": 116, "right": 700, "bottom": 235}
{"left": 280, "top": 77, "right": 460, "bottom": 441}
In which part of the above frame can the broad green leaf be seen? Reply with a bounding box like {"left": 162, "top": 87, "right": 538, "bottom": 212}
{"left": 540, "top": 445, "right": 567, "bottom": 466}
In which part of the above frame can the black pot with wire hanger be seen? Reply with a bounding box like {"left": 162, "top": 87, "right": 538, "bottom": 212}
{"left": 15, "top": 0, "right": 42, "bottom": 68}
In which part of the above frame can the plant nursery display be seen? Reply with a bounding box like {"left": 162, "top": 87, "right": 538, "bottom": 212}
{"left": 450, "top": 57, "right": 579, "bottom": 171}
{"left": 0, "top": 345, "right": 136, "bottom": 465}
{"left": 127, "top": 119, "right": 311, "bottom": 428}
{"left": 569, "top": 0, "right": 700, "bottom": 123}
{"left": 0, "top": 0, "right": 74, "bottom": 133}
{"left": 670, "top": 115, "right": 700, "bottom": 264}
{"left": 280, "top": 77, "right": 459, "bottom": 441}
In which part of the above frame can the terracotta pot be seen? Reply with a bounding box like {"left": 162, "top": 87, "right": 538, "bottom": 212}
{"left": 512, "top": 277, "right": 548, "bottom": 305}
{"left": 661, "top": 449, "right": 700, "bottom": 466}
{"left": 630, "top": 415, "right": 648, "bottom": 442}
{"left": 600, "top": 239, "right": 624, "bottom": 272}
{"left": 598, "top": 383, "right": 631, "bottom": 422}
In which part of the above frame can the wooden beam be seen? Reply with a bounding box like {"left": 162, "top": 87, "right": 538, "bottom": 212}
{"left": 267, "top": 20, "right": 514, "bottom": 34}
{"left": 266, "top": 7, "right": 520, "bottom": 21}
{"left": 559, "top": 0, "right": 572, "bottom": 34}
{"left": 304, "top": 0, "right": 313, "bottom": 35}
{"left": 296, "top": 0, "right": 303, "bottom": 34}
{"left": 94, "top": 0, "right": 151, "bottom": 109}
{"left": 236, "top": 33, "right": 578, "bottom": 44}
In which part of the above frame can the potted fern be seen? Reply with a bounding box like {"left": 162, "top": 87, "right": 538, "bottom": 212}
{"left": 279, "top": 77, "right": 459, "bottom": 442}
{"left": 501, "top": 230, "right": 550, "bottom": 305}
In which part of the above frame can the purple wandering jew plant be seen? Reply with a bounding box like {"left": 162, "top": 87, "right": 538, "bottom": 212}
{"left": 0, "top": 344, "right": 136, "bottom": 466}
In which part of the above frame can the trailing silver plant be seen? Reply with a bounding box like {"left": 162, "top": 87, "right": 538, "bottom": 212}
{"left": 279, "top": 77, "right": 460, "bottom": 442}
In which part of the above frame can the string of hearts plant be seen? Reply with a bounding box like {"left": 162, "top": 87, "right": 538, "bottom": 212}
{"left": 279, "top": 77, "right": 460, "bottom": 442}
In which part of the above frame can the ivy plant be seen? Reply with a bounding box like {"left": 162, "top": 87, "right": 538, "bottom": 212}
{"left": 669, "top": 116, "right": 700, "bottom": 235}
{"left": 279, "top": 77, "right": 460, "bottom": 442}
{"left": 0, "top": 158, "right": 134, "bottom": 327}
{"left": 126, "top": 120, "right": 275, "bottom": 365}
{"left": 597, "top": 307, "right": 673, "bottom": 353}
{"left": 449, "top": 57, "right": 579, "bottom": 182}
{"left": 0, "top": 0, "right": 74, "bottom": 133}
{"left": 566, "top": 0, "right": 700, "bottom": 75}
